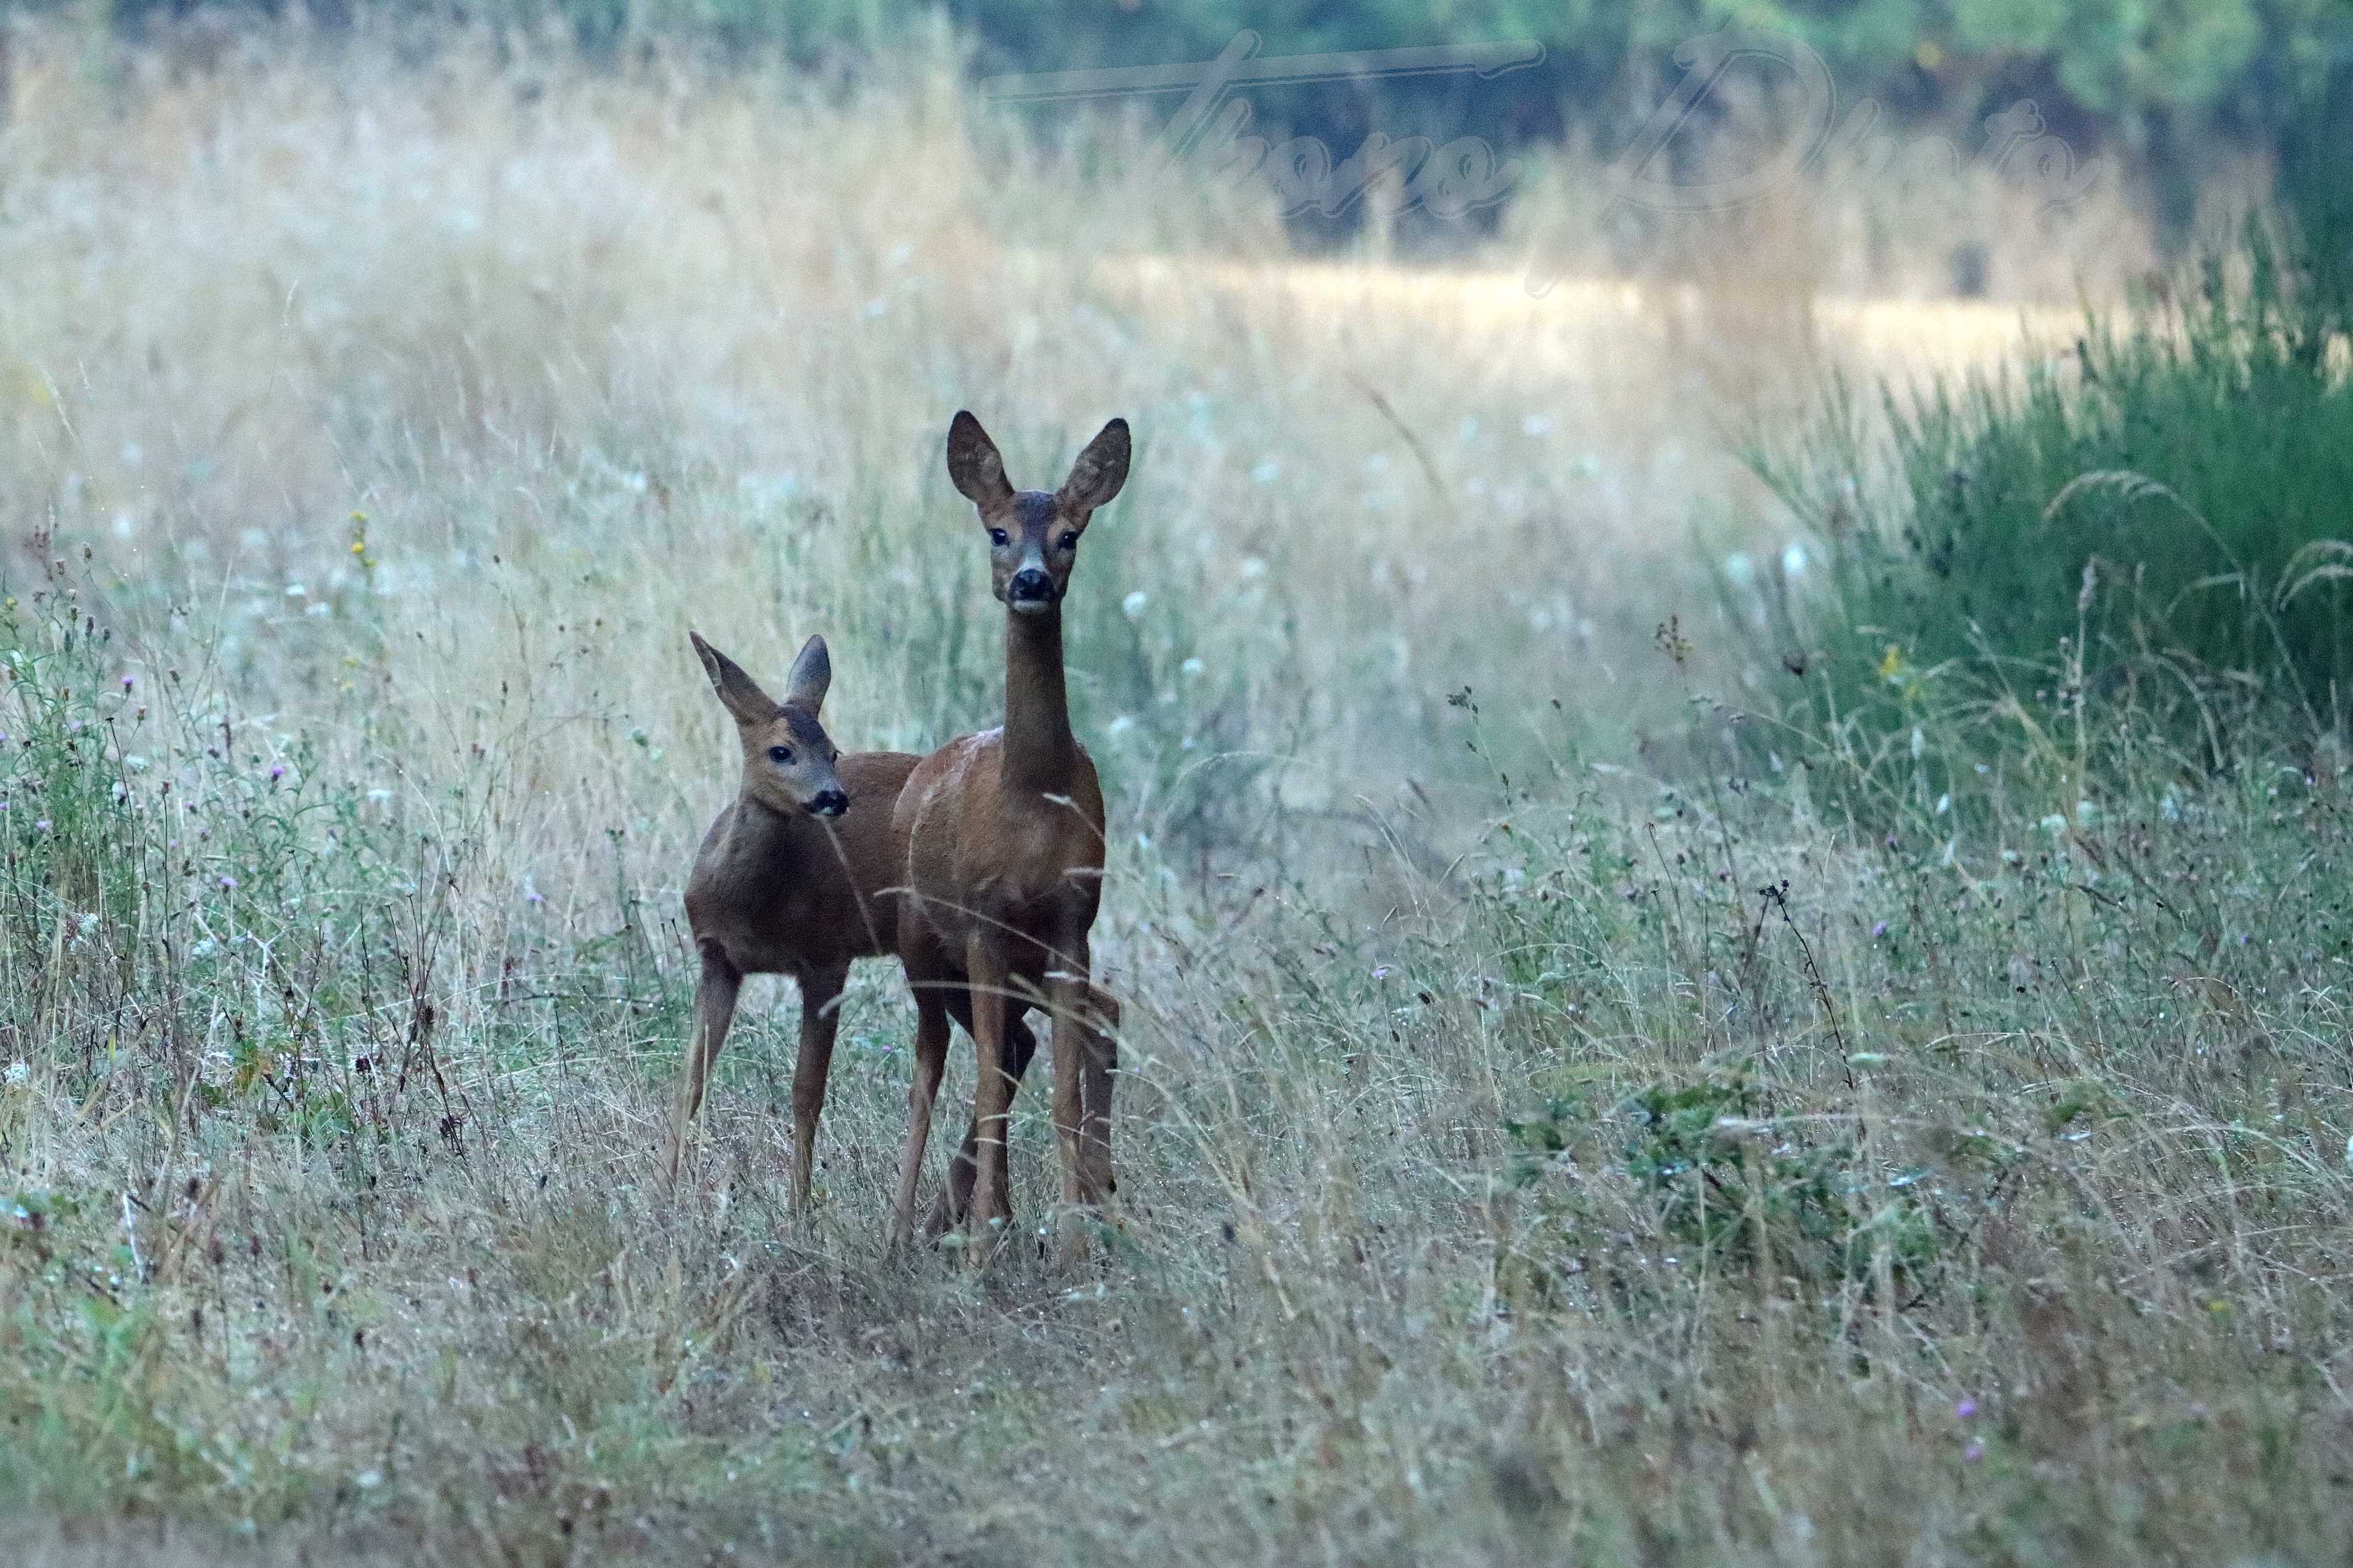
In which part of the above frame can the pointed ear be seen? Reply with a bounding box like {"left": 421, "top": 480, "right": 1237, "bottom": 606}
{"left": 690, "top": 630, "right": 779, "bottom": 726}
{"left": 947, "top": 411, "right": 1014, "bottom": 510}
{"left": 1058, "top": 417, "right": 1130, "bottom": 515}
{"left": 783, "top": 634, "right": 832, "bottom": 714}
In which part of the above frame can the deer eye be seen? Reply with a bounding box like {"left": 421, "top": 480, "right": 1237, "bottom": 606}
{"left": 988, "top": 528, "right": 1009, "bottom": 547}
{"left": 768, "top": 746, "right": 793, "bottom": 764}
{"left": 1056, "top": 532, "right": 1079, "bottom": 552}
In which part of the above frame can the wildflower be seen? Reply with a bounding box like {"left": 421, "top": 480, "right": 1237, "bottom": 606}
{"left": 1872, "top": 920, "right": 1889, "bottom": 939}
{"left": 218, "top": 875, "right": 238, "bottom": 891}
{"left": 1956, "top": 1398, "right": 1977, "bottom": 1419}
{"left": 34, "top": 819, "right": 49, "bottom": 833}
{"left": 269, "top": 764, "right": 286, "bottom": 781}
{"left": 1963, "top": 1441, "right": 1984, "bottom": 1462}
{"left": 120, "top": 675, "right": 134, "bottom": 691}
{"left": 1122, "top": 590, "right": 1149, "bottom": 620}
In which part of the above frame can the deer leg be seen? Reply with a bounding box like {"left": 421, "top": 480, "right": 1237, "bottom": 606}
{"left": 789, "top": 962, "right": 848, "bottom": 1214}
{"left": 930, "top": 991, "right": 1039, "bottom": 1236}
{"left": 889, "top": 984, "right": 951, "bottom": 1253}
{"left": 1079, "top": 981, "right": 1119, "bottom": 1210}
{"left": 665, "top": 946, "right": 742, "bottom": 1186}
{"left": 963, "top": 935, "right": 1015, "bottom": 1264}
{"left": 1047, "top": 934, "right": 1093, "bottom": 1261}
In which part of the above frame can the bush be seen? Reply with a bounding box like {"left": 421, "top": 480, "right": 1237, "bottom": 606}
{"left": 1732, "top": 219, "right": 2353, "bottom": 813}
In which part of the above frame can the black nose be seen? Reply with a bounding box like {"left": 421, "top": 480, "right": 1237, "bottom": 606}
{"left": 1008, "top": 568, "right": 1053, "bottom": 602}
{"left": 809, "top": 789, "right": 849, "bottom": 818}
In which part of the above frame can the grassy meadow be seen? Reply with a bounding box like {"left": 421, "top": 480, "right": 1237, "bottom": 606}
{"left": 5, "top": 23, "right": 2352, "bottom": 1566}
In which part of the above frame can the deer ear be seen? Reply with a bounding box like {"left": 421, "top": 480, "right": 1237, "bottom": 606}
{"left": 690, "top": 631, "right": 780, "bottom": 725}
{"left": 1058, "top": 418, "right": 1130, "bottom": 515}
{"left": 947, "top": 411, "right": 1013, "bottom": 510}
{"left": 783, "top": 634, "right": 832, "bottom": 714}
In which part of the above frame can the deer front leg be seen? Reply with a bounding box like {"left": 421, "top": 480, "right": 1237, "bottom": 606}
{"left": 665, "top": 946, "right": 742, "bottom": 1186}
{"left": 890, "top": 964, "right": 953, "bottom": 1251}
{"left": 963, "top": 935, "right": 1015, "bottom": 1265}
{"left": 930, "top": 997, "right": 1039, "bottom": 1237}
{"left": 789, "top": 962, "right": 848, "bottom": 1214}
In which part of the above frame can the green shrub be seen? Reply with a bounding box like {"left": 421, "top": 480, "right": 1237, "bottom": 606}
{"left": 1733, "top": 220, "right": 2353, "bottom": 814}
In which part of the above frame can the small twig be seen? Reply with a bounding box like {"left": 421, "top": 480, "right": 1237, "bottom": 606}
{"left": 1347, "top": 372, "right": 1449, "bottom": 503}
{"left": 1759, "top": 880, "right": 1853, "bottom": 1085}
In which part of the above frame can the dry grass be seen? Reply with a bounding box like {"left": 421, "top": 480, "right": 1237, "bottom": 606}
{"left": 5, "top": 21, "right": 2351, "bottom": 1567}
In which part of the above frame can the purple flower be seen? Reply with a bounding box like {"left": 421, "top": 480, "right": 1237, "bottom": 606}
{"left": 120, "top": 676, "right": 134, "bottom": 691}
{"left": 1963, "top": 1440, "right": 1984, "bottom": 1462}
{"left": 34, "top": 819, "right": 50, "bottom": 832}
{"left": 1872, "top": 920, "right": 1890, "bottom": 939}
{"left": 1955, "top": 1397, "right": 1977, "bottom": 1419}
{"left": 218, "top": 875, "right": 238, "bottom": 891}
{"left": 269, "top": 764, "right": 286, "bottom": 781}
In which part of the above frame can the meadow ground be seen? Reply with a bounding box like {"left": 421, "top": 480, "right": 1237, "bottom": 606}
{"left": 3, "top": 28, "right": 2350, "bottom": 1567}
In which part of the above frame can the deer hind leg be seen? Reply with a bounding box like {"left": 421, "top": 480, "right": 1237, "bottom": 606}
{"left": 666, "top": 946, "right": 743, "bottom": 1186}
{"left": 1078, "top": 981, "right": 1119, "bottom": 1210}
{"left": 962, "top": 935, "right": 1017, "bottom": 1264}
{"left": 1047, "top": 934, "right": 1094, "bottom": 1261}
{"left": 930, "top": 987, "right": 1040, "bottom": 1237}
{"left": 889, "top": 982, "right": 952, "bottom": 1253}
{"left": 788, "top": 962, "right": 848, "bottom": 1214}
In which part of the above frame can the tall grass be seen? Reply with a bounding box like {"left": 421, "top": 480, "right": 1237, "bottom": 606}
{"left": 5, "top": 23, "right": 2353, "bottom": 1568}
{"left": 1730, "top": 218, "right": 2353, "bottom": 828}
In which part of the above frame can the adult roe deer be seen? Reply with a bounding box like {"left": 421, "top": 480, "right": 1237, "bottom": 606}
{"left": 666, "top": 630, "right": 1044, "bottom": 1210}
{"left": 891, "top": 411, "right": 1129, "bottom": 1260}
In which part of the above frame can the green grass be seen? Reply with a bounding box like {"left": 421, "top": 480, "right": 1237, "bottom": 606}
{"left": 1731, "top": 220, "right": 2353, "bottom": 827}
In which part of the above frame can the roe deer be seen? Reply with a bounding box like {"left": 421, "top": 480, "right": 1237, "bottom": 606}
{"left": 666, "top": 630, "right": 1043, "bottom": 1210}
{"left": 891, "top": 411, "right": 1129, "bottom": 1261}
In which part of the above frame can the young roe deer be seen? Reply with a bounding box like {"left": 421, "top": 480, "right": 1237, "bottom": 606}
{"left": 665, "top": 630, "right": 1044, "bottom": 1210}
{"left": 891, "top": 411, "right": 1129, "bottom": 1260}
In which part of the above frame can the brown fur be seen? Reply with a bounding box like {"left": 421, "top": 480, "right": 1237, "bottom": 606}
{"left": 891, "top": 411, "right": 1129, "bottom": 1260}
{"left": 664, "top": 631, "right": 1039, "bottom": 1212}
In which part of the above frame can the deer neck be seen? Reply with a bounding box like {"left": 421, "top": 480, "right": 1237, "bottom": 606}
{"left": 726, "top": 789, "right": 811, "bottom": 867}
{"left": 1001, "top": 604, "right": 1078, "bottom": 794}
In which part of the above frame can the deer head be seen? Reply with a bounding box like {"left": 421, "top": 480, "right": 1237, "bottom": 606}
{"left": 690, "top": 631, "right": 848, "bottom": 818}
{"left": 945, "top": 411, "right": 1130, "bottom": 616}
